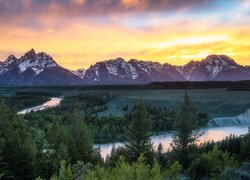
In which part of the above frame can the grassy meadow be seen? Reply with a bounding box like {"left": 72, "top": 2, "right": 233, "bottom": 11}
{"left": 1, "top": 86, "right": 250, "bottom": 118}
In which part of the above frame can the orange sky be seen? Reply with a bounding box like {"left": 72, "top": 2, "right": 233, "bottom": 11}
{"left": 0, "top": 0, "right": 250, "bottom": 70}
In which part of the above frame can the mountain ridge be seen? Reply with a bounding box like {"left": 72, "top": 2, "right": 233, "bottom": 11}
{"left": 0, "top": 49, "right": 81, "bottom": 85}
{"left": 1, "top": 49, "right": 250, "bottom": 85}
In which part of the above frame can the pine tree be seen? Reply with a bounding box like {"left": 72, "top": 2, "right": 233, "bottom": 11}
{"left": 125, "top": 101, "right": 154, "bottom": 165}
{"left": 68, "top": 112, "right": 94, "bottom": 164}
{"left": 46, "top": 117, "right": 69, "bottom": 177}
{"left": 171, "top": 93, "right": 201, "bottom": 169}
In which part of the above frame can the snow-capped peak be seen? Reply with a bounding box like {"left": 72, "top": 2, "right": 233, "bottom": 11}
{"left": 178, "top": 54, "right": 244, "bottom": 81}
{"left": 0, "top": 49, "right": 83, "bottom": 85}
{"left": 4, "top": 55, "right": 17, "bottom": 65}
{"left": 16, "top": 49, "right": 58, "bottom": 75}
{"left": 0, "top": 51, "right": 249, "bottom": 85}
{"left": 202, "top": 55, "right": 238, "bottom": 78}
{"left": 203, "top": 54, "right": 237, "bottom": 66}
{"left": 83, "top": 57, "right": 185, "bottom": 84}
{"left": 0, "top": 49, "right": 59, "bottom": 76}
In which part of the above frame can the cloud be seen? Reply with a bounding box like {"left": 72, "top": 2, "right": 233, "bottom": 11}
{"left": 0, "top": 0, "right": 250, "bottom": 69}
{"left": 47, "top": 28, "right": 55, "bottom": 33}
{"left": 0, "top": 0, "right": 226, "bottom": 18}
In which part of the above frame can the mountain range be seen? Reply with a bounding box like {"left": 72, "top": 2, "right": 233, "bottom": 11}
{"left": 0, "top": 49, "right": 250, "bottom": 85}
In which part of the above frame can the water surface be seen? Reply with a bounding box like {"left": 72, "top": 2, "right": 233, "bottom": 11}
{"left": 96, "top": 125, "right": 249, "bottom": 159}
{"left": 17, "top": 97, "right": 62, "bottom": 114}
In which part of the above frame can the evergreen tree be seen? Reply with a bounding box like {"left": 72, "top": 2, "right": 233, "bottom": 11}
{"left": 125, "top": 101, "right": 154, "bottom": 165}
{"left": 171, "top": 93, "right": 201, "bottom": 169}
{"left": 189, "top": 145, "right": 238, "bottom": 179}
{"left": 46, "top": 117, "right": 69, "bottom": 177}
{"left": 68, "top": 112, "right": 94, "bottom": 164}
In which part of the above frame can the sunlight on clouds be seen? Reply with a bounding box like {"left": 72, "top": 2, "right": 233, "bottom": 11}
{"left": 121, "top": 0, "right": 147, "bottom": 8}
{"left": 0, "top": 21, "right": 250, "bottom": 69}
{"left": 153, "top": 35, "right": 229, "bottom": 50}
{"left": 47, "top": 28, "right": 55, "bottom": 33}
{"left": 71, "top": 0, "right": 85, "bottom": 5}
{"left": 0, "top": 0, "right": 250, "bottom": 69}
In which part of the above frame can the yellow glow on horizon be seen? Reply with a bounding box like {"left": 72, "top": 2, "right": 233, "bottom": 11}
{"left": 0, "top": 21, "right": 250, "bottom": 70}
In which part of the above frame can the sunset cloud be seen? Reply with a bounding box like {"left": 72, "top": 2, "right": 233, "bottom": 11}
{"left": 0, "top": 0, "right": 249, "bottom": 69}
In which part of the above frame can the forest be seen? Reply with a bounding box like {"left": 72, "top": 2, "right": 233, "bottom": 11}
{"left": 0, "top": 93, "right": 249, "bottom": 179}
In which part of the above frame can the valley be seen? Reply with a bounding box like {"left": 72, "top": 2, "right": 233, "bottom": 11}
{"left": 10, "top": 87, "right": 250, "bottom": 159}
{"left": 1, "top": 85, "right": 250, "bottom": 179}
{"left": 1, "top": 1, "right": 250, "bottom": 178}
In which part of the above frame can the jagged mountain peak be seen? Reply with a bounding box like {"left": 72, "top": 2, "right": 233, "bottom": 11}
{"left": 24, "top": 48, "right": 36, "bottom": 58}
{"left": 128, "top": 59, "right": 143, "bottom": 64}
{"left": 114, "top": 57, "right": 126, "bottom": 62}
{"left": 206, "top": 54, "right": 232, "bottom": 60}
{"left": 0, "top": 51, "right": 250, "bottom": 85}
{"left": 0, "top": 49, "right": 81, "bottom": 85}
{"left": 16, "top": 50, "right": 59, "bottom": 75}
{"left": 83, "top": 57, "right": 184, "bottom": 84}
{"left": 103, "top": 57, "right": 127, "bottom": 65}
{"left": 4, "top": 55, "right": 17, "bottom": 64}
{"left": 178, "top": 54, "right": 247, "bottom": 81}
{"left": 129, "top": 59, "right": 160, "bottom": 64}
{"left": 202, "top": 54, "right": 237, "bottom": 66}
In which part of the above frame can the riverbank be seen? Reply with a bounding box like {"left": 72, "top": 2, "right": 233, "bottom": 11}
{"left": 17, "top": 97, "right": 62, "bottom": 114}
{"left": 208, "top": 109, "right": 250, "bottom": 127}
{"left": 95, "top": 125, "right": 249, "bottom": 159}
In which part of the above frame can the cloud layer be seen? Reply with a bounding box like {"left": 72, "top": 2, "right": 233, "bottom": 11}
{"left": 0, "top": 0, "right": 218, "bottom": 16}
{"left": 0, "top": 0, "right": 250, "bottom": 69}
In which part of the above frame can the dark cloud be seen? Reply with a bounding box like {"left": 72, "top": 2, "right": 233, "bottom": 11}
{"left": 0, "top": 0, "right": 224, "bottom": 18}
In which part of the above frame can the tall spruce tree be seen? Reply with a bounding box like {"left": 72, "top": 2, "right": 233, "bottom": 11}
{"left": 125, "top": 101, "right": 154, "bottom": 165}
{"left": 47, "top": 117, "right": 69, "bottom": 176}
{"left": 171, "top": 93, "right": 201, "bottom": 169}
{"left": 68, "top": 112, "right": 93, "bottom": 164}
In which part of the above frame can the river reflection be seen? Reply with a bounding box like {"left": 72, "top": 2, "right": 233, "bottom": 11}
{"left": 17, "top": 97, "right": 62, "bottom": 115}
{"left": 95, "top": 125, "right": 249, "bottom": 159}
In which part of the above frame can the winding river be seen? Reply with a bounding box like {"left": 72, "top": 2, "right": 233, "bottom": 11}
{"left": 17, "top": 97, "right": 62, "bottom": 115}
{"left": 96, "top": 125, "right": 249, "bottom": 159}
{"left": 17, "top": 97, "right": 250, "bottom": 159}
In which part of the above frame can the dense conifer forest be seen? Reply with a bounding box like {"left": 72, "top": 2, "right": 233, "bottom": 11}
{"left": 0, "top": 93, "right": 249, "bottom": 179}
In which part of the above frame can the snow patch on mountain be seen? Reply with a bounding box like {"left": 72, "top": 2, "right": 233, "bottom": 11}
{"left": 18, "top": 52, "right": 57, "bottom": 75}
{"left": 1, "top": 51, "right": 250, "bottom": 85}
{"left": 71, "top": 68, "right": 86, "bottom": 79}
{"left": 177, "top": 54, "right": 247, "bottom": 81}
{"left": 105, "top": 62, "right": 118, "bottom": 76}
{"left": 4, "top": 55, "right": 16, "bottom": 65}
{"left": 128, "top": 64, "right": 138, "bottom": 79}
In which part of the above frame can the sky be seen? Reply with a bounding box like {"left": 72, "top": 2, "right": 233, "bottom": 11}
{"left": 0, "top": 0, "right": 250, "bottom": 70}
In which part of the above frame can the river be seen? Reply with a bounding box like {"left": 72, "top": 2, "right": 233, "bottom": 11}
{"left": 17, "top": 97, "right": 62, "bottom": 114}
{"left": 95, "top": 125, "right": 249, "bottom": 159}
{"left": 17, "top": 97, "right": 250, "bottom": 160}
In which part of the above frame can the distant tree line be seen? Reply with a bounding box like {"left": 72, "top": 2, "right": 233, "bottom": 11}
{"left": 0, "top": 95, "right": 49, "bottom": 111}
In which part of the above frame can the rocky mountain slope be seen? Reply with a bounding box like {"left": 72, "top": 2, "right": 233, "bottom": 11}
{"left": 177, "top": 55, "right": 250, "bottom": 81}
{"left": 1, "top": 49, "right": 250, "bottom": 85}
{"left": 0, "top": 49, "right": 81, "bottom": 85}
{"left": 83, "top": 58, "right": 184, "bottom": 84}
